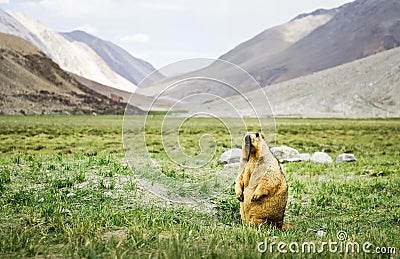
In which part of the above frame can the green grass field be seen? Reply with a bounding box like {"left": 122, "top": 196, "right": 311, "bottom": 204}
{"left": 0, "top": 116, "right": 399, "bottom": 258}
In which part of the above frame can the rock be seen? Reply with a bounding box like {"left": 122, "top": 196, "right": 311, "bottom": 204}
{"left": 336, "top": 153, "right": 357, "bottom": 163}
{"left": 219, "top": 148, "right": 242, "bottom": 164}
{"left": 310, "top": 152, "right": 333, "bottom": 164}
{"left": 270, "top": 146, "right": 311, "bottom": 162}
{"left": 298, "top": 153, "right": 311, "bottom": 162}
{"left": 224, "top": 162, "right": 240, "bottom": 168}
{"left": 66, "top": 193, "right": 76, "bottom": 198}
{"left": 270, "top": 146, "right": 300, "bottom": 162}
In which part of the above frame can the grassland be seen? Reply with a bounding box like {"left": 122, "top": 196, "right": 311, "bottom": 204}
{"left": 0, "top": 115, "right": 399, "bottom": 258}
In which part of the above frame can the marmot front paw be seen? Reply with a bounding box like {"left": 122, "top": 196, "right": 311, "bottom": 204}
{"left": 251, "top": 193, "right": 264, "bottom": 202}
{"left": 236, "top": 192, "right": 244, "bottom": 202}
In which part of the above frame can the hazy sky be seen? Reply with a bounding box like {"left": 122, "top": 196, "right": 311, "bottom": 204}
{"left": 1, "top": 0, "right": 354, "bottom": 68}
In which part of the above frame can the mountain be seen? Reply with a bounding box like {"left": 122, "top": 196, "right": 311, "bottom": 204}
{"left": 220, "top": 0, "right": 400, "bottom": 86}
{"left": 0, "top": 9, "right": 137, "bottom": 92}
{"left": 0, "top": 9, "right": 48, "bottom": 56}
{"left": 136, "top": 9, "right": 337, "bottom": 99}
{"left": 0, "top": 32, "right": 143, "bottom": 115}
{"left": 219, "top": 8, "right": 337, "bottom": 73}
{"left": 138, "top": 0, "right": 400, "bottom": 113}
{"left": 71, "top": 74, "right": 175, "bottom": 112}
{"left": 62, "top": 30, "right": 163, "bottom": 86}
{"left": 204, "top": 46, "right": 400, "bottom": 118}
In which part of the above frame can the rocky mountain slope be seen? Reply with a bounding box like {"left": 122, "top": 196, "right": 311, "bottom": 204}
{"left": 0, "top": 33, "right": 143, "bottom": 115}
{"left": 136, "top": 10, "right": 337, "bottom": 99}
{"left": 0, "top": 9, "right": 48, "bottom": 56}
{"left": 139, "top": 0, "right": 400, "bottom": 101}
{"left": 62, "top": 30, "right": 163, "bottom": 86}
{"left": 206, "top": 46, "right": 400, "bottom": 118}
{"left": 219, "top": 8, "right": 337, "bottom": 77}
{"left": 4, "top": 11, "right": 137, "bottom": 93}
{"left": 222, "top": 0, "right": 400, "bottom": 87}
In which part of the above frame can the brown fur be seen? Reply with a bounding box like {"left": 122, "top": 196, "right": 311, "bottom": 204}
{"left": 235, "top": 132, "right": 291, "bottom": 229}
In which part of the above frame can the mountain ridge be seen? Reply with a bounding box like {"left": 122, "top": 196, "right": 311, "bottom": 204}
{"left": 0, "top": 32, "right": 143, "bottom": 115}
{"left": 138, "top": 0, "right": 400, "bottom": 110}
{"left": 62, "top": 30, "right": 163, "bottom": 86}
{"left": 5, "top": 11, "right": 138, "bottom": 93}
{"left": 247, "top": 0, "right": 400, "bottom": 86}
{"left": 189, "top": 46, "right": 400, "bottom": 118}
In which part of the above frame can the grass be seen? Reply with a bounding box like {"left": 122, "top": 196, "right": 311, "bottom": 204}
{"left": 0, "top": 115, "right": 399, "bottom": 258}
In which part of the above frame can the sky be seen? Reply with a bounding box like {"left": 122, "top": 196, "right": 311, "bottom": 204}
{"left": 0, "top": 0, "right": 354, "bottom": 69}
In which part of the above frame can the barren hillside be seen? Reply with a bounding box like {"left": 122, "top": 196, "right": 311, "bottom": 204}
{"left": 223, "top": 47, "right": 400, "bottom": 118}
{"left": 0, "top": 33, "right": 143, "bottom": 115}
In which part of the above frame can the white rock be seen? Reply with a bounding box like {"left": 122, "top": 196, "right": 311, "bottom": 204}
{"left": 336, "top": 153, "right": 357, "bottom": 163}
{"left": 270, "top": 146, "right": 311, "bottom": 162}
{"left": 299, "top": 153, "right": 311, "bottom": 161}
{"left": 219, "top": 148, "right": 242, "bottom": 164}
{"left": 271, "top": 146, "right": 300, "bottom": 162}
{"left": 310, "top": 152, "right": 333, "bottom": 164}
{"left": 224, "top": 162, "right": 240, "bottom": 168}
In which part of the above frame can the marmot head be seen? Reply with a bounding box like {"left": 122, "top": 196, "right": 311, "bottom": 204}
{"left": 242, "top": 132, "right": 266, "bottom": 161}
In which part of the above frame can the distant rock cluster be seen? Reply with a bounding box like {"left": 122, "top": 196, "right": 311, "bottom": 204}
{"left": 219, "top": 146, "right": 356, "bottom": 167}
{"left": 219, "top": 148, "right": 242, "bottom": 168}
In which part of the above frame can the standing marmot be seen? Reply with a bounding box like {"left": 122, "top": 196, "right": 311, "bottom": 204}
{"left": 235, "top": 132, "right": 291, "bottom": 229}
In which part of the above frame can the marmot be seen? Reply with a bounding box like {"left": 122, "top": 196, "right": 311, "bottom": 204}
{"left": 235, "top": 132, "right": 291, "bottom": 229}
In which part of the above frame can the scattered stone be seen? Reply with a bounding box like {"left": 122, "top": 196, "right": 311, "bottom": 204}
{"left": 66, "top": 193, "right": 76, "bottom": 198}
{"left": 182, "top": 183, "right": 191, "bottom": 188}
{"left": 219, "top": 148, "right": 242, "bottom": 164}
{"left": 298, "top": 153, "right": 311, "bottom": 162}
{"left": 270, "top": 146, "right": 311, "bottom": 162}
{"left": 310, "top": 152, "right": 333, "bottom": 164}
{"left": 270, "top": 146, "right": 300, "bottom": 162}
{"left": 336, "top": 153, "right": 357, "bottom": 163}
{"left": 224, "top": 162, "right": 240, "bottom": 168}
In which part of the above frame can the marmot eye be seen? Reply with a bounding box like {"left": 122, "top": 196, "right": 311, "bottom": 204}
{"left": 255, "top": 132, "right": 259, "bottom": 138}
